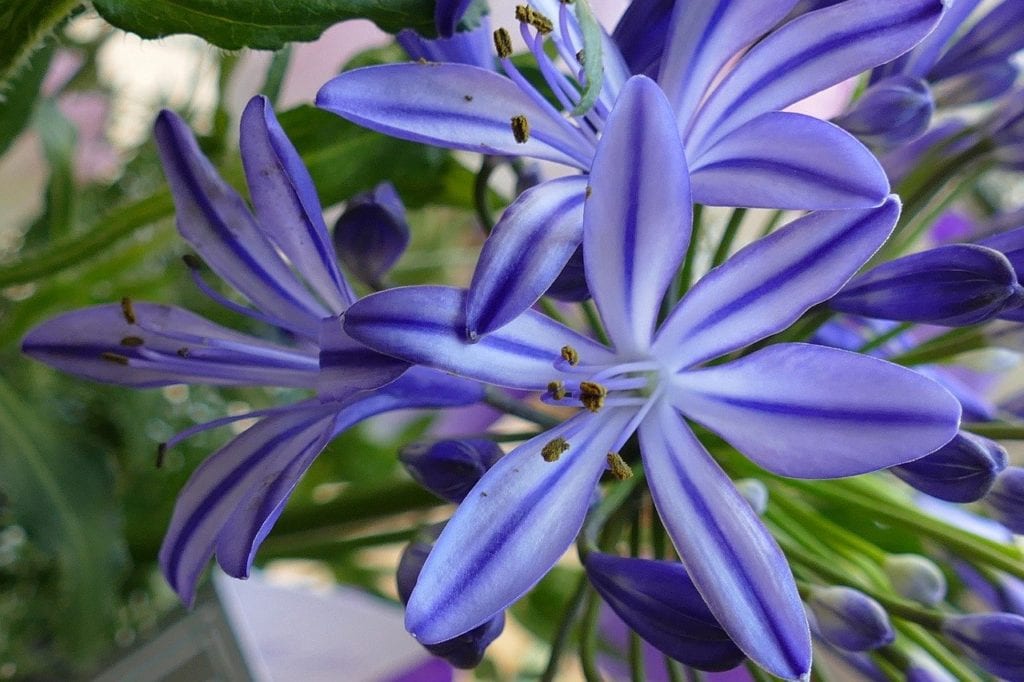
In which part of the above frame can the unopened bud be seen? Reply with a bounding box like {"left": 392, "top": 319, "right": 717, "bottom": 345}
{"left": 734, "top": 478, "right": 768, "bottom": 515}
{"left": 399, "top": 438, "right": 503, "bottom": 502}
{"left": 834, "top": 75, "right": 934, "bottom": 148}
{"left": 333, "top": 181, "right": 410, "bottom": 287}
{"left": 883, "top": 554, "right": 947, "bottom": 606}
{"left": 891, "top": 430, "right": 1007, "bottom": 503}
{"left": 807, "top": 586, "right": 894, "bottom": 652}
{"left": 986, "top": 466, "right": 1024, "bottom": 534}
{"left": 943, "top": 613, "right": 1024, "bottom": 680}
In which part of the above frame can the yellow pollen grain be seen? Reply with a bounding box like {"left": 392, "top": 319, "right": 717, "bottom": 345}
{"left": 120, "top": 336, "right": 144, "bottom": 347}
{"left": 493, "top": 28, "right": 513, "bottom": 58}
{"left": 541, "top": 437, "right": 570, "bottom": 462}
{"left": 607, "top": 452, "right": 633, "bottom": 480}
{"left": 511, "top": 114, "right": 530, "bottom": 143}
{"left": 101, "top": 352, "right": 130, "bottom": 365}
{"left": 579, "top": 381, "right": 607, "bottom": 412}
{"left": 547, "top": 380, "right": 567, "bottom": 401}
{"left": 515, "top": 5, "right": 554, "bottom": 34}
{"left": 120, "top": 297, "right": 136, "bottom": 324}
{"left": 560, "top": 345, "right": 579, "bottom": 366}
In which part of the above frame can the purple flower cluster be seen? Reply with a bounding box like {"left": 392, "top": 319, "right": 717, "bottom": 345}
{"left": 20, "top": 1, "right": 1024, "bottom": 680}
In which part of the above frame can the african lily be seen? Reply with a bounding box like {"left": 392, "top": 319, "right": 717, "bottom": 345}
{"left": 318, "top": 0, "right": 944, "bottom": 339}
{"left": 341, "top": 77, "right": 962, "bottom": 679}
{"left": 20, "top": 96, "right": 484, "bottom": 604}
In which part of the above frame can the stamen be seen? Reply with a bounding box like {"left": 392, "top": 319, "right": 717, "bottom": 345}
{"left": 120, "top": 336, "right": 145, "bottom": 347}
{"left": 515, "top": 5, "right": 554, "bottom": 34}
{"left": 176, "top": 347, "right": 190, "bottom": 358}
{"left": 542, "top": 437, "right": 570, "bottom": 462}
{"left": 561, "top": 345, "right": 579, "bottom": 366}
{"left": 101, "top": 352, "right": 130, "bottom": 365}
{"left": 120, "top": 297, "right": 136, "bottom": 324}
{"left": 155, "top": 442, "right": 166, "bottom": 469}
{"left": 511, "top": 114, "right": 530, "bottom": 143}
{"left": 493, "top": 28, "right": 513, "bottom": 58}
{"left": 547, "top": 380, "right": 567, "bottom": 401}
{"left": 576, "top": 49, "right": 585, "bottom": 65}
{"left": 607, "top": 452, "right": 633, "bottom": 480}
{"left": 579, "top": 381, "right": 607, "bottom": 412}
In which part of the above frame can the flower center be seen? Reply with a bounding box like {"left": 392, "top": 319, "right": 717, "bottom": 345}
{"left": 544, "top": 345, "right": 664, "bottom": 413}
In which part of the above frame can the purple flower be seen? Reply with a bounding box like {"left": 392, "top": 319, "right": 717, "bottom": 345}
{"left": 342, "top": 78, "right": 962, "bottom": 679}
{"left": 806, "top": 586, "right": 895, "bottom": 652}
{"left": 584, "top": 552, "right": 745, "bottom": 671}
{"left": 22, "top": 96, "right": 484, "bottom": 605}
{"left": 891, "top": 430, "right": 1007, "bottom": 503}
{"left": 943, "top": 613, "right": 1024, "bottom": 679}
{"left": 986, "top": 466, "right": 1024, "bottom": 534}
{"left": 318, "top": 0, "right": 943, "bottom": 338}
{"left": 399, "top": 438, "right": 504, "bottom": 502}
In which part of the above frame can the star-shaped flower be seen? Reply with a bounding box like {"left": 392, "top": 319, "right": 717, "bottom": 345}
{"left": 342, "top": 77, "right": 962, "bottom": 679}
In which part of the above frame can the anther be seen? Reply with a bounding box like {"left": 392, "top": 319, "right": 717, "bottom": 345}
{"left": 493, "top": 28, "right": 514, "bottom": 59}
{"left": 176, "top": 347, "right": 190, "bottom": 358}
{"left": 515, "top": 6, "right": 554, "bottom": 34}
{"left": 542, "top": 437, "right": 570, "bottom": 462}
{"left": 579, "top": 381, "right": 607, "bottom": 412}
{"left": 181, "top": 253, "right": 203, "bottom": 270}
{"left": 576, "top": 49, "right": 585, "bottom": 66}
{"left": 547, "top": 380, "right": 567, "bottom": 401}
{"left": 607, "top": 452, "right": 633, "bottom": 480}
{"left": 560, "top": 345, "right": 579, "bottom": 366}
{"left": 120, "top": 336, "right": 144, "bottom": 347}
{"left": 585, "top": 186, "right": 592, "bottom": 199}
{"left": 156, "top": 443, "right": 167, "bottom": 469}
{"left": 101, "top": 352, "right": 130, "bottom": 365}
{"left": 120, "top": 297, "right": 136, "bottom": 324}
{"left": 511, "top": 114, "right": 530, "bottom": 143}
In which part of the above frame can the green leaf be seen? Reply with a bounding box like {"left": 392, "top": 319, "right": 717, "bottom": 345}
{"left": 0, "top": 43, "right": 53, "bottom": 157}
{"left": 0, "top": 372, "right": 125, "bottom": 665}
{"left": 571, "top": 0, "right": 604, "bottom": 117}
{"left": 90, "top": 0, "right": 437, "bottom": 50}
{"left": 0, "top": 0, "right": 79, "bottom": 88}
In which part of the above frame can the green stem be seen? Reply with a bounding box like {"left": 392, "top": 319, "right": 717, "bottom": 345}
{"left": 900, "top": 622, "right": 984, "bottom": 682}
{"left": 581, "top": 471, "right": 644, "bottom": 554}
{"left": 538, "top": 297, "right": 570, "bottom": 326}
{"left": 261, "top": 45, "right": 292, "bottom": 107}
{"left": 678, "top": 204, "right": 704, "bottom": 296}
{"left": 888, "top": 326, "right": 987, "bottom": 366}
{"left": 579, "top": 588, "right": 604, "bottom": 682}
{"left": 473, "top": 156, "right": 500, "bottom": 233}
{"left": 758, "top": 209, "right": 786, "bottom": 238}
{"left": 857, "top": 322, "right": 914, "bottom": 354}
{"left": 260, "top": 528, "right": 415, "bottom": 559}
{"left": 664, "top": 659, "right": 685, "bottom": 682}
{"left": 582, "top": 300, "right": 611, "bottom": 346}
{"left": 961, "top": 421, "right": 1024, "bottom": 439}
{"left": 540, "top": 573, "right": 590, "bottom": 682}
{"left": 711, "top": 208, "right": 747, "bottom": 267}
{"left": 746, "top": 662, "right": 773, "bottom": 682}
{"left": 482, "top": 386, "right": 559, "bottom": 428}
{"left": 783, "top": 478, "right": 1024, "bottom": 579}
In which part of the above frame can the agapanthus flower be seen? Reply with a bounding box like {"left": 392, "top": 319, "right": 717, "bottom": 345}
{"left": 21, "top": 96, "right": 484, "bottom": 604}
{"left": 834, "top": 0, "right": 1024, "bottom": 147}
{"left": 318, "top": 0, "right": 943, "bottom": 338}
{"left": 342, "top": 77, "right": 962, "bottom": 679}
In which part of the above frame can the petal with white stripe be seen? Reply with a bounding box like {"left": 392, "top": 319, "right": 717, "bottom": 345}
{"left": 655, "top": 198, "right": 900, "bottom": 369}
{"left": 639, "top": 401, "right": 810, "bottom": 680}
{"left": 585, "top": 76, "right": 691, "bottom": 354}
{"left": 671, "top": 343, "right": 962, "bottom": 478}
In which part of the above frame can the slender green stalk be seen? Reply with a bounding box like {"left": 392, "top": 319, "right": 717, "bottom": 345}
{"left": 678, "top": 204, "right": 704, "bottom": 295}
{"left": 961, "top": 421, "right": 1024, "bottom": 439}
{"left": 538, "top": 297, "right": 570, "bottom": 325}
{"left": 540, "top": 573, "right": 590, "bottom": 682}
{"left": 900, "top": 623, "right": 985, "bottom": 682}
{"left": 482, "top": 386, "right": 560, "bottom": 428}
{"left": 857, "top": 322, "right": 913, "bottom": 354}
{"left": 664, "top": 658, "right": 685, "bottom": 682}
{"left": 887, "top": 326, "right": 987, "bottom": 366}
{"left": 746, "top": 662, "right": 773, "bottom": 682}
{"left": 711, "top": 208, "right": 747, "bottom": 267}
{"left": 579, "top": 588, "right": 605, "bottom": 682}
{"left": 582, "top": 300, "right": 611, "bottom": 346}
{"left": 473, "top": 156, "right": 500, "bottom": 233}
{"left": 261, "top": 45, "right": 293, "bottom": 106}
{"left": 758, "top": 209, "right": 786, "bottom": 237}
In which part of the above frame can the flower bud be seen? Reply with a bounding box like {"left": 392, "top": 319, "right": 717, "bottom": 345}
{"left": 883, "top": 554, "right": 947, "bottom": 606}
{"left": 986, "top": 466, "right": 1024, "bottom": 534}
{"left": 333, "top": 182, "right": 410, "bottom": 287}
{"left": 734, "top": 478, "right": 768, "bottom": 516}
{"left": 830, "top": 244, "right": 1024, "bottom": 326}
{"left": 835, "top": 75, "right": 933, "bottom": 148}
{"left": 905, "top": 654, "right": 956, "bottom": 682}
{"left": 584, "top": 552, "right": 745, "bottom": 671}
{"left": 397, "top": 523, "right": 504, "bottom": 668}
{"left": 943, "top": 613, "right": 1024, "bottom": 679}
{"left": 891, "top": 431, "right": 1007, "bottom": 503}
{"left": 807, "top": 586, "right": 894, "bottom": 652}
{"left": 545, "top": 246, "right": 590, "bottom": 301}
{"left": 399, "top": 438, "right": 503, "bottom": 503}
